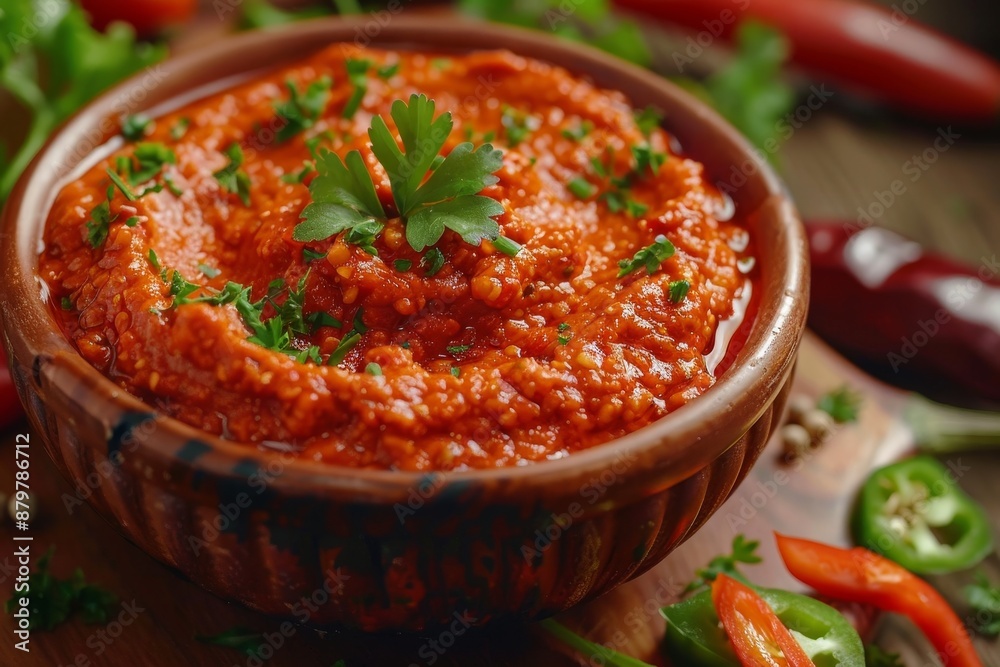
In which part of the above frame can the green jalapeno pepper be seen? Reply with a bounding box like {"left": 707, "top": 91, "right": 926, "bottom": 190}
{"left": 852, "top": 456, "right": 993, "bottom": 575}
{"left": 662, "top": 587, "right": 865, "bottom": 667}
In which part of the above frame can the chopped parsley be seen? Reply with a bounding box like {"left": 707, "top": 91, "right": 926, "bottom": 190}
{"left": 492, "top": 235, "right": 522, "bottom": 257}
{"left": 421, "top": 248, "right": 445, "bottom": 276}
{"left": 147, "top": 248, "right": 162, "bottom": 271}
{"left": 170, "top": 117, "right": 190, "bottom": 140}
{"left": 196, "top": 627, "right": 266, "bottom": 660}
{"left": 198, "top": 263, "right": 221, "bottom": 279}
{"left": 557, "top": 322, "right": 571, "bottom": 332}
{"left": 558, "top": 334, "right": 571, "bottom": 345}
{"left": 377, "top": 62, "right": 400, "bottom": 79}
{"left": 617, "top": 235, "right": 675, "bottom": 278}
{"left": 4, "top": 547, "right": 117, "bottom": 631}
{"left": 684, "top": 534, "right": 761, "bottom": 595}
{"left": 365, "top": 362, "right": 382, "bottom": 376}
{"left": 105, "top": 168, "right": 136, "bottom": 201}
{"left": 818, "top": 386, "right": 863, "bottom": 423}
{"left": 561, "top": 120, "right": 593, "bottom": 141}
{"left": 500, "top": 105, "right": 533, "bottom": 146}
{"left": 121, "top": 114, "right": 151, "bottom": 141}
{"left": 343, "top": 58, "right": 372, "bottom": 118}
{"left": 86, "top": 186, "right": 117, "bottom": 247}
{"left": 344, "top": 219, "right": 382, "bottom": 256}
{"left": 633, "top": 106, "right": 663, "bottom": 137}
{"left": 163, "top": 174, "right": 183, "bottom": 197}
{"left": 393, "top": 259, "right": 412, "bottom": 272}
{"left": 120, "top": 142, "right": 176, "bottom": 186}
{"left": 213, "top": 143, "right": 252, "bottom": 206}
{"left": 274, "top": 76, "right": 332, "bottom": 142}
{"left": 328, "top": 309, "right": 366, "bottom": 366}
{"left": 302, "top": 247, "right": 327, "bottom": 263}
{"left": 293, "top": 94, "right": 509, "bottom": 256}
{"left": 450, "top": 366, "right": 461, "bottom": 378}
{"left": 965, "top": 572, "right": 1000, "bottom": 637}
{"left": 631, "top": 144, "right": 666, "bottom": 176}
{"left": 446, "top": 344, "right": 471, "bottom": 355}
{"left": 60, "top": 296, "right": 73, "bottom": 310}
{"left": 567, "top": 177, "right": 596, "bottom": 199}
{"left": 668, "top": 279, "right": 690, "bottom": 303}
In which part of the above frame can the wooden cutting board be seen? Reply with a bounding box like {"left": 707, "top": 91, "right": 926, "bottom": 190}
{"left": 1, "top": 332, "right": 997, "bottom": 666}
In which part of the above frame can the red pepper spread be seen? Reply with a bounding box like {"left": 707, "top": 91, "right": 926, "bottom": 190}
{"left": 39, "top": 46, "right": 754, "bottom": 470}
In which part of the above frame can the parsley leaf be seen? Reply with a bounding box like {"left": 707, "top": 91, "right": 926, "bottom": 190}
{"left": 501, "top": 106, "right": 533, "bottom": 146}
{"left": 633, "top": 107, "right": 663, "bottom": 137}
{"left": 4, "top": 547, "right": 117, "bottom": 631}
{"left": 568, "top": 177, "right": 596, "bottom": 199}
{"left": 0, "top": 0, "right": 166, "bottom": 202}
{"left": 393, "top": 259, "right": 412, "bottom": 272}
{"left": 422, "top": 248, "right": 445, "bottom": 276}
{"left": 274, "top": 77, "right": 332, "bottom": 142}
{"left": 818, "top": 385, "right": 863, "bottom": 423}
{"left": 965, "top": 572, "right": 1000, "bottom": 636}
{"left": 684, "top": 534, "right": 762, "bottom": 595}
{"left": 562, "top": 120, "right": 593, "bottom": 141}
{"left": 214, "top": 143, "right": 252, "bottom": 206}
{"left": 197, "top": 627, "right": 265, "bottom": 659}
{"left": 120, "top": 142, "right": 176, "bottom": 186}
{"left": 676, "top": 22, "right": 794, "bottom": 157}
{"left": 170, "top": 117, "right": 191, "bottom": 140}
{"left": 618, "top": 235, "right": 675, "bottom": 278}
{"left": 297, "top": 94, "right": 509, "bottom": 256}
{"left": 87, "top": 185, "right": 118, "bottom": 247}
{"left": 865, "top": 645, "right": 905, "bottom": 667}
{"left": 121, "top": 114, "right": 151, "bottom": 141}
{"left": 668, "top": 280, "right": 690, "bottom": 303}
{"left": 343, "top": 58, "right": 372, "bottom": 118}
{"left": 365, "top": 362, "right": 382, "bottom": 376}
{"left": 328, "top": 309, "right": 366, "bottom": 367}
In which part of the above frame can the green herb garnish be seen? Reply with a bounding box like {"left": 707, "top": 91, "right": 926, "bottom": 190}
{"left": 343, "top": 58, "right": 372, "bottom": 119}
{"left": 633, "top": 107, "right": 663, "bottom": 137}
{"left": 818, "top": 386, "right": 863, "bottom": 424}
{"left": 197, "top": 627, "right": 265, "bottom": 659}
{"left": 684, "top": 534, "right": 761, "bottom": 595}
{"left": 450, "top": 366, "right": 461, "bottom": 378}
{"left": 393, "top": 259, "right": 412, "bottom": 272}
{"left": 365, "top": 362, "right": 382, "bottom": 376}
{"left": 4, "top": 547, "right": 117, "bottom": 631}
{"left": 60, "top": 296, "right": 72, "bottom": 310}
{"left": 668, "top": 280, "right": 690, "bottom": 303}
{"left": 377, "top": 62, "right": 400, "bottom": 79}
{"left": 294, "top": 94, "right": 508, "bottom": 256}
{"left": 422, "top": 248, "right": 446, "bottom": 276}
{"left": 965, "top": 572, "right": 1000, "bottom": 636}
{"left": 105, "top": 168, "right": 136, "bottom": 201}
{"left": 121, "top": 114, "right": 151, "bottom": 141}
{"left": 447, "top": 344, "right": 471, "bottom": 355}
{"left": 865, "top": 645, "right": 905, "bottom": 667}
{"left": 501, "top": 106, "right": 533, "bottom": 146}
{"left": 328, "top": 309, "right": 366, "bottom": 367}
{"left": 302, "top": 247, "right": 326, "bottom": 263}
{"left": 86, "top": 186, "right": 117, "bottom": 247}
{"left": 213, "top": 143, "right": 252, "bottom": 206}
{"left": 618, "top": 235, "right": 675, "bottom": 278}
{"left": 198, "top": 263, "right": 221, "bottom": 279}
{"left": 120, "top": 142, "right": 176, "bottom": 186}
{"left": 274, "top": 76, "right": 332, "bottom": 142}
{"left": 561, "top": 120, "right": 593, "bottom": 142}
{"left": 539, "top": 619, "right": 652, "bottom": 667}
{"left": 170, "top": 117, "right": 191, "bottom": 140}
{"left": 567, "top": 177, "right": 596, "bottom": 199}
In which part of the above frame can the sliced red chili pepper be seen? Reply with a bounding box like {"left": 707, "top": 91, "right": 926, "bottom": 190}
{"left": 711, "top": 574, "right": 816, "bottom": 667}
{"left": 613, "top": 0, "right": 1000, "bottom": 122}
{"left": 775, "top": 534, "right": 983, "bottom": 667}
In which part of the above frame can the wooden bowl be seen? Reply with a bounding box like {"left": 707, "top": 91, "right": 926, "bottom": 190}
{"left": 0, "top": 17, "right": 807, "bottom": 631}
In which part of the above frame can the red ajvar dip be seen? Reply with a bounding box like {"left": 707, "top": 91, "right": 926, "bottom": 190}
{"left": 39, "top": 46, "right": 754, "bottom": 471}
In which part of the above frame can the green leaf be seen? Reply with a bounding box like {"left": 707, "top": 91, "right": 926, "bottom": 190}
{"left": 411, "top": 142, "right": 503, "bottom": 206}
{"left": 684, "top": 534, "right": 761, "bottom": 595}
{"left": 365, "top": 362, "right": 382, "bottom": 376}
{"left": 197, "top": 627, "right": 265, "bottom": 658}
{"left": 618, "top": 235, "right": 675, "bottom": 278}
{"left": 568, "top": 177, "right": 596, "bottom": 199}
{"left": 294, "top": 202, "right": 375, "bottom": 242}
{"left": 274, "top": 76, "right": 332, "bottom": 143}
{"left": 213, "top": 143, "right": 252, "bottom": 206}
{"left": 668, "top": 279, "right": 690, "bottom": 303}
{"left": 964, "top": 572, "right": 1000, "bottom": 636}
{"left": 408, "top": 196, "right": 503, "bottom": 250}
{"left": 121, "top": 114, "right": 151, "bottom": 141}
{"left": 818, "top": 386, "right": 863, "bottom": 424}
{"left": 343, "top": 58, "right": 371, "bottom": 119}
{"left": 310, "top": 149, "right": 385, "bottom": 218}
{"left": 422, "top": 248, "right": 445, "bottom": 276}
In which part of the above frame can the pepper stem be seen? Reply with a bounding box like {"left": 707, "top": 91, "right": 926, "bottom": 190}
{"left": 906, "top": 394, "right": 1000, "bottom": 453}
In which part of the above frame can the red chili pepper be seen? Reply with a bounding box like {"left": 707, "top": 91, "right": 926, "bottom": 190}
{"left": 711, "top": 574, "right": 817, "bottom": 667}
{"left": 806, "top": 221, "right": 1000, "bottom": 404}
{"left": 776, "top": 534, "right": 983, "bottom": 667}
{"left": 612, "top": 0, "right": 1000, "bottom": 123}
{"left": 0, "top": 352, "right": 23, "bottom": 432}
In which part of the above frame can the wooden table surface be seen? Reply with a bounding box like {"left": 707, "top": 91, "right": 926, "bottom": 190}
{"left": 1, "top": 2, "right": 999, "bottom": 665}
